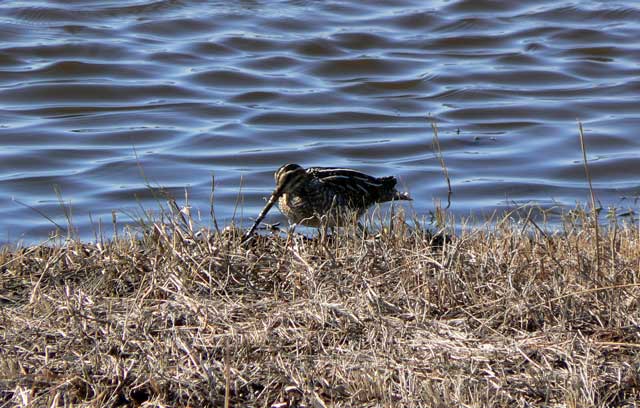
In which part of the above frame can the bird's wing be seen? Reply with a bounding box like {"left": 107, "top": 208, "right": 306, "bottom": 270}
{"left": 306, "top": 167, "right": 389, "bottom": 200}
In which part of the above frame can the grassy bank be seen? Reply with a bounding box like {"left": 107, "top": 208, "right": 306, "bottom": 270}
{"left": 1, "top": 207, "right": 639, "bottom": 407}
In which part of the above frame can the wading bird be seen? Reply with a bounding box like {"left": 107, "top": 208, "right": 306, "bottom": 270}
{"left": 241, "top": 163, "right": 411, "bottom": 242}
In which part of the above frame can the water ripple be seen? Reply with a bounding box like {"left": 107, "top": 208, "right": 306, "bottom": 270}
{"left": 0, "top": 0, "right": 639, "bottom": 242}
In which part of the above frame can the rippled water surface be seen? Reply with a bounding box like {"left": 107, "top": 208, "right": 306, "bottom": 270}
{"left": 1, "top": 0, "right": 639, "bottom": 242}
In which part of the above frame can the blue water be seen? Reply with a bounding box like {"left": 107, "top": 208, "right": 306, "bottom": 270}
{"left": 1, "top": 0, "right": 639, "bottom": 243}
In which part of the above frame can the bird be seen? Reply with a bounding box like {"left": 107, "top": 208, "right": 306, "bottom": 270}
{"left": 241, "top": 163, "right": 411, "bottom": 242}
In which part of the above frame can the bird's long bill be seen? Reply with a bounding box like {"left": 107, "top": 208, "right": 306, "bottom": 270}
{"left": 241, "top": 190, "right": 281, "bottom": 243}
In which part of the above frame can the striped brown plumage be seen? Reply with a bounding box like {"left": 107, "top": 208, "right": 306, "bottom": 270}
{"left": 242, "top": 163, "right": 411, "bottom": 242}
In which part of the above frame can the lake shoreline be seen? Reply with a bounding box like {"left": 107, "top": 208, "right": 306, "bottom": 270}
{"left": 1, "top": 209, "right": 639, "bottom": 406}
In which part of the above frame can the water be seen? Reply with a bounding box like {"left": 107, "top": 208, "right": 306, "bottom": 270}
{"left": 1, "top": 0, "right": 639, "bottom": 243}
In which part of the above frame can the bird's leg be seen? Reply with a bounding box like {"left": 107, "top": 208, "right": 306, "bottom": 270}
{"left": 287, "top": 223, "right": 298, "bottom": 239}
{"left": 357, "top": 221, "right": 368, "bottom": 239}
{"left": 319, "top": 224, "right": 333, "bottom": 245}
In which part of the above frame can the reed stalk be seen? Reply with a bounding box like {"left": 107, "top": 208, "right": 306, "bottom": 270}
{"left": 578, "top": 120, "right": 600, "bottom": 274}
{"left": 430, "top": 119, "right": 452, "bottom": 209}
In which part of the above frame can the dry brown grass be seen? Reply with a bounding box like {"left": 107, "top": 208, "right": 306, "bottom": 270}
{"left": 1, "top": 205, "right": 639, "bottom": 407}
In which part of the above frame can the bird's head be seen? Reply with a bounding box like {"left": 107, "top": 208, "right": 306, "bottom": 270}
{"left": 274, "top": 163, "right": 307, "bottom": 195}
{"left": 241, "top": 163, "right": 307, "bottom": 244}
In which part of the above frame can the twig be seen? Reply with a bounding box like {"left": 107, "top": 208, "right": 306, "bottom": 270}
{"left": 54, "top": 184, "right": 75, "bottom": 240}
{"left": 12, "top": 197, "right": 66, "bottom": 234}
{"left": 224, "top": 339, "right": 231, "bottom": 408}
{"left": 536, "top": 283, "right": 640, "bottom": 308}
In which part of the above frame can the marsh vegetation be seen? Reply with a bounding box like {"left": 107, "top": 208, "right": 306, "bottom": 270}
{"left": 1, "top": 203, "right": 639, "bottom": 407}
